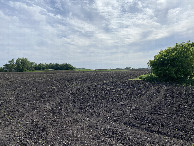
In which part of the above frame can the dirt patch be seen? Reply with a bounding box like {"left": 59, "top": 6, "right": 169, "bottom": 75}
{"left": 0, "top": 71, "right": 193, "bottom": 145}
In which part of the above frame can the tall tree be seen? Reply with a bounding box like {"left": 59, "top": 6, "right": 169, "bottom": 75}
{"left": 15, "top": 58, "right": 33, "bottom": 72}
{"left": 3, "top": 59, "right": 16, "bottom": 72}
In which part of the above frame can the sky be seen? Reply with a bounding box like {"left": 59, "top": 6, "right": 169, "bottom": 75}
{"left": 0, "top": 0, "right": 194, "bottom": 69}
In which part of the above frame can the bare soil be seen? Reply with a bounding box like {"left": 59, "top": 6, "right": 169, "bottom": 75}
{"left": 0, "top": 71, "right": 193, "bottom": 145}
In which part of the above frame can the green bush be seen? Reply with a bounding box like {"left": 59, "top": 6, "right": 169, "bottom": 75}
{"left": 148, "top": 41, "right": 194, "bottom": 81}
{"left": 139, "top": 74, "right": 160, "bottom": 82}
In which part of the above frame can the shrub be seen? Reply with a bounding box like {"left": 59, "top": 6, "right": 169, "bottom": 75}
{"left": 148, "top": 41, "right": 194, "bottom": 81}
{"left": 139, "top": 74, "right": 160, "bottom": 82}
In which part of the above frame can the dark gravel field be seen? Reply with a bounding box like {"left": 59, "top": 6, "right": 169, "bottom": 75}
{"left": 0, "top": 71, "right": 193, "bottom": 145}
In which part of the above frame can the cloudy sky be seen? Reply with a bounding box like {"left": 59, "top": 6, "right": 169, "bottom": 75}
{"left": 0, "top": 0, "right": 194, "bottom": 69}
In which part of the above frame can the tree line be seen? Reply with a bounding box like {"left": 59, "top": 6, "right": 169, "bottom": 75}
{"left": 0, "top": 58, "right": 75, "bottom": 72}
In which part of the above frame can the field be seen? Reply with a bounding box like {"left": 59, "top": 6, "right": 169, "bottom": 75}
{"left": 0, "top": 71, "right": 193, "bottom": 145}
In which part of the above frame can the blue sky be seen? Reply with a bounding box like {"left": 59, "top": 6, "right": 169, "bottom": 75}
{"left": 0, "top": 0, "right": 194, "bottom": 69}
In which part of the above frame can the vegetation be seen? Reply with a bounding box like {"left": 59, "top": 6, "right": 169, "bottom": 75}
{"left": 1, "top": 58, "right": 75, "bottom": 72}
{"left": 128, "top": 77, "right": 141, "bottom": 80}
{"left": 125, "top": 67, "right": 131, "bottom": 70}
{"left": 139, "top": 74, "right": 164, "bottom": 82}
{"left": 149, "top": 41, "right": 194, "bottom": 81}
{"left": 139, "top": 74, "right": 194, "bottom": 86}
{"left": 0, "top": 67, "right": 4, "bottom": 72}
{"left": 74, "top": 68, "right": 94, "bottom": 71}
{"left": 139, "top": 41, "right": 194, "bottom": 85}
{"left": 15, "top": 58, "right": 35, "bottom": 72}
{"left": 33, "top": 63, "right": 75, "bottom": 71}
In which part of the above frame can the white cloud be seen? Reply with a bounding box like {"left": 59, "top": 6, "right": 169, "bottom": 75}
{"left": 0, "top": 0, "right": 194, "bottom": 68}
{"left": 8, "top": 1, "right": 47, "bottom": 23}
{"left": 157, "top": 0, "right": 179, "bottom": 8}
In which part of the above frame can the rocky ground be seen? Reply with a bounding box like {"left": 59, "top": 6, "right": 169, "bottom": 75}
{"left": 0, "top": 71, "right": 193, "bottom": 145}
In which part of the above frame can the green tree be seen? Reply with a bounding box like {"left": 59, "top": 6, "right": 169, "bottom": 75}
{"left": 15, "top": 58, "right": 33, "bottom": 72}
{"left": 1, "top": 58, "right": 76, "bottom": 72}
{"left": 62, "top": 63, "right": 75, "bottom": 70}
{"left": 148, "top": 41, "right": 194, "bottom": 81}
{"left": 0, "top": 67, "right": 4, "bottom": 72}
{"left": 125, "top": 67, "right": 131, "bottom": 70}
{"left": 38, "top": 63, "right": 46, "bottom": 70}
{"left": 3, "top": 59, "right": 16, "bottom": 72}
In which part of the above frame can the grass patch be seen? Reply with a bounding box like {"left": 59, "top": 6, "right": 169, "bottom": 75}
{"left": 129, "top": 77, "right": 141, "bottom": 80}
{"left": 95, "top": 69, "right": 113, "bottom": 71}
{"left": 26, "top": 70, "right": 45, "bottom": 72}
{"left": 74, "top": 69, "right": 94, "bottom": 71}
{"left": 139, "top": 73, "right": 161, "bottom": 82}
{"left": 138, "top": 73, "right": 194, "bottom": 86}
